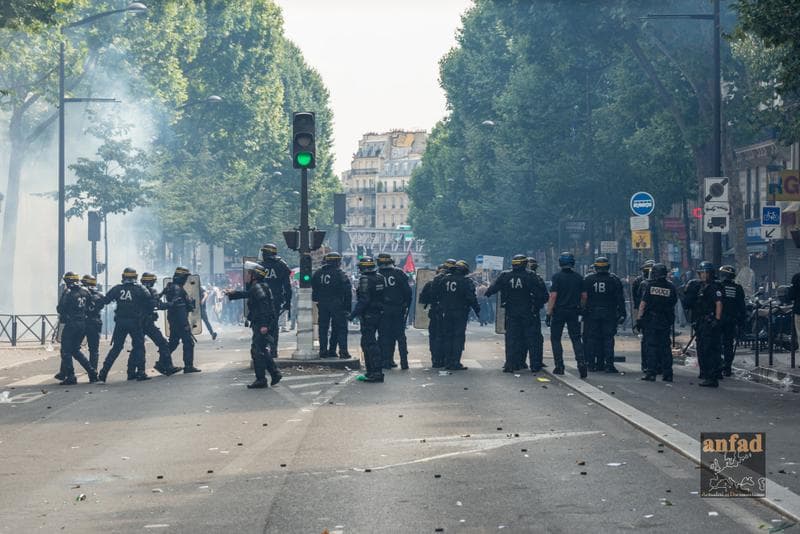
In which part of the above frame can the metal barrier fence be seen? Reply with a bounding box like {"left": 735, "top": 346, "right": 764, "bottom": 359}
{"left": 0, "top": 315, "right": 59, "bottom": 346}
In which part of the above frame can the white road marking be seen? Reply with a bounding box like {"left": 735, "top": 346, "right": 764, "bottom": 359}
{"left": 357, "top": 431, "right": 601, "bottom": 472}
{"left": 462, "top": 359, "right": 483, "bottom": 369}
{"left": 7, "top": 374, "right": 55, "bottom": 387}
{"left": 300, "top": 390, "right": 323, "bottom": 396}
{"left": 288, "top": 381, "right": 338, "bottom": 389}
{"left": 280, "top": 373, "right": 345, "bottom": 382}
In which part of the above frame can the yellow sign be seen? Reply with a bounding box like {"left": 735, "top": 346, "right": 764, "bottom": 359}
{"left": 769, "top": 170, "right": 800, "bottom": 201}
{"left": 632, "top": 230, "right": 652, "bottom": 250}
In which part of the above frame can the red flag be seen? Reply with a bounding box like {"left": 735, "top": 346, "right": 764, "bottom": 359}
{"left": 402, "top": 251, "right": 415, "bottom": 273}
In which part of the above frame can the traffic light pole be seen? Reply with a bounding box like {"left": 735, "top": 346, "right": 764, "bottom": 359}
{"left": 292, "top": 167, "right": 316, "bottom": 359}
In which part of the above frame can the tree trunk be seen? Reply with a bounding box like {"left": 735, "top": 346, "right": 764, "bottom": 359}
{"left": 0, "top": 130, "right": 27, "bottom": 311}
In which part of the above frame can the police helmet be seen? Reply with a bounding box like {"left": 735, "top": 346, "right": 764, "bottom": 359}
{"left": 436, "top": 264, "right": 446, "bottom": 274}
{"left": 651, "top": 263, "right": 668, "bottom": 280}
{"left": 511, "top": 254, "right": 528, "bottom": 270}
{"left": 528, "top": 257, "right": 538, "bottom": 271}
{"left": 358, "top": 256, "right": 377, "bottom": 273}
{"left": 377, "top": 253, "right": 394, "bottom": 267}
{"left": 558, "top": 252, "right": 575, "bottom": 268}
{"left": 719, "top": 264, "right": 736, "bottom": 280}
{"left": 593, "top": 256, "right": 610, "bottom": 272}
{"left": 244, "top": 261, "right": 267, "bottom": 280}
{"left": 641, "top": 259, "right": 655, "bottom": 272}
{"left": 260, "top": 243, "right": 278, "bottom": 259}
{"left": 122, "top": 267, "right": 138, "bottom": 283}
{"left": 443, "top": 258, "right": 457, "bottom": 269}
{"left": 63, "top": 271, "right": 80, "bottom": 287}
{"left": 324, "top": 252, "right": 342, "bottom": 265}
{"left": 698, "top": 261, "right": 715, "bottom": 274}
{"left": 140, "top": 272, "right": 157, "bottom": 287}
{"left": 455, "top": 260, "right": 470, "bottom": 274}
{"left": 81, "top": 274, "right": 97, "bottom": 287}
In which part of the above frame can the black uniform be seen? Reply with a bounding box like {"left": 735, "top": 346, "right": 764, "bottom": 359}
{"left": 528, "top": 271, "right": 549, "bottom": 370}
{"left": 84, "top": 287, "right": 105, "bottom": 370}
{"left": 378, "top": 266, "right": 412, "bottom": 368}
{"left": 640, "top": 278, "right": 677, "bottom": 379}
{"left": 163, "top": 281, "right": 196, "bottom": 369}
{"left": 683, "top": 279, "right": 722, "bottom": 381}
{"left": 57, "top": 286, "right": 95, "bottom": 380}
{"left": 436, "top": 271, "right": 480, "bottom": 369}
{"left": 485, "top": 269, "right": 546, "bottom": 371}
{"left": 550, "top": 269, "right": 586, "bottom": 370}
{"left": 228, "top": 281, "right": 280, "bottom": 383}
{"left": 419, "top": 273, "right": 445, "bottom": 367}
{"left": 582, "top": 272, "right": 626, "bottom": 371}
{"left": 312, "top": 264, "right": 352, "bottom": 358}
{"left": 632, "top": 274, "right": 650, "bottom": 372}
{"left": 351, "top": 272, "right": 386, "bottom": 379}
{"left": 719, "top": 279, "right": 746, "bottom": 374}
{"left": 101, "top": 282, "right": 151, "bottom": 379}
{"left": 143, "top": 285, "right": 178, "bottom": 372}
{"left": 260, "top": 256, "right": 292, "bottom": 356}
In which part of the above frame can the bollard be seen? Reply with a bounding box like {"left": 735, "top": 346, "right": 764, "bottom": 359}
{"left": 11, "top": 316, "right": 17, "bottom": 347}
{"left": 754, "top": 300, "right": 760, "bottom": 367}
{"left": 792, "top": 314, "right": 797, "bottom": 369}
{"left": 40, "top": 315, "right": 46, "bottom": 345}
{"left": 768, "top": 299, "right": 774, "bottom": 367}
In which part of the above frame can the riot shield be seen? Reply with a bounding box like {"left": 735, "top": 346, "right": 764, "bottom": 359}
{"left": 241, "top": 256, "right": 259, "bottom": 321}
{"left": 163, "top": 274, "right": 203, "bottom": 336}
{"left": 495, "top": 294, "right": 506, "bottom": 335}
{"left": 413, "top": 268, "right": 436, "bottom": 329}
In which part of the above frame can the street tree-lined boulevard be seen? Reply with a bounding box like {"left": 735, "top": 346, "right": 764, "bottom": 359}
{"left": 0, "top": 327, "right": 796, "bottom": 532}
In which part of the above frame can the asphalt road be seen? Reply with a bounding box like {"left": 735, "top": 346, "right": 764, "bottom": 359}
{"left": 0, "top": 324, "right": 795, "bottom": 533}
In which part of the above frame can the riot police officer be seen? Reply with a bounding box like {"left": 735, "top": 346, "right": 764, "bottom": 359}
{"left": 312, "top": 252, "right": 352, "bottom": 359}
{"left": 56, "top": 272, "right": 97, "bottom": 385}
{"left": 81, "top": 274, "right": 104, "bottom": 372}
{"left": 141, "top": 273, "right": 182, "bottom": 376}
{"left": 349, "top": 256, "right": 386, "bottom": 382}
{"left": 633, "top": 260, "right": 655, "bottom": 373}
{"left": 377, "top": 253, "right": 413, "bottom": 369}
{"left": 260, "top": 243, "right": 293, "bottom": 357}
{"left": 546, "top": 252, "right": 587, "bottom": 377}
{"left": 226, "top": 261, "right": 282, "bottom": 389}
{"left": 683, "top": 261, "right": 723, "bottom": 387}
{"left": 436, "top": 260, "right": 480, "bottom": 371}
{"left": 718, "top": 265, "right": 746, "bottom": 377}
{"left": 636, "top": 263, "right": 677, "bottom": 382}
{"left": 164, "top": 267, "right": 201, "bottom": 373}
{"left": 526, "top": 257, "right": 549, "bottom": 370}
{"left": 582, "top": 257, "right": 626, "bottom": 373}
{"left": 486, "top": 254, "right": 544, "bottom": 372}
{"left": 98, "top": 268, "right": 151, "bottom": 382}
{"left": 419, "top": 261, "right": 453, "bottom": 368}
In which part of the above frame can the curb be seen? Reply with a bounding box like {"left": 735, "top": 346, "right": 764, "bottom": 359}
{"left": 274, "top": 357, "right": 361, "bottom": 370}
{"left": 543, "top": 364, "right": 800, "bottom": 523}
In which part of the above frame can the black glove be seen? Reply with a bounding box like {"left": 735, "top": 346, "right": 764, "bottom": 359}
{"left": 545, "top": 315, "right": 552, "bottom": 327}
{"left": 618, "top": 314, "right": 626, "bottom": 326}
{"left": 348, "top": 312, "right": 356, "bottom": 322}
{"left": 633, "top": 318, "right": 643, "bottom": 333}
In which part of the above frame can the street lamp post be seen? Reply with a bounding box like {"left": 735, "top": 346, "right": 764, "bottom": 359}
{"left": 57, "top": 3, "right": 147, "bottom": 289}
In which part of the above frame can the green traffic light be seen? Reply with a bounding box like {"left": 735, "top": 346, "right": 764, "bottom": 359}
{"left": 302, "top": 274, "right": 311, "bottom": 281}
{"left": 296, "top": 152, "right": 313, "bottom": 167}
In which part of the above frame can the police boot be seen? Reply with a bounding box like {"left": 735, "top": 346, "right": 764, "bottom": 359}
{"left": 166, "top": 365, "right": 183, "bottom": 376}
{"left": 247, "top": 378, "right": 268, "bottom": 389}
{"left": 136, "top": 373, "right": 151, "bottom": 381}
{"left": 641, "top": 374, "right": 656, "bottom": 382}
{"left": 699, "top": 378, "right": 719, "bottom": 388}
{"left": 184, "top": 366, "right": 202, "bottom": 373}
{"left": 59, "top": 375, "right": 77, "bottom": 385}
{"left": 154, "top": 362, "right": 168, "bottom": 376}
{"left": 339, "top": 352, "right": 353, "bottom": 360}
{"left": 578, "top": 364, "right": 588, "bottom": 379}
{"left": 364, "top": 374, "right": 384, "bottom": 383}
{"left": 54, "top": 372, "right": 66, "bottom": 381}
{"left": 400, "top": 354, "right": 409, "bottom": 370}
{"left": 98, "top": 367, "right": 109, "bottom": 383}
{"left": 265, "top": 359, "right": 282, "bottom": 386}
{"left": 605, "top": 366, "right": 620, "bottom": 374}
{"left": 88, "top": 369, "right": 99, "bottom": 383}
{"left": 662, "top": 374, "right": 673, "bottom": 382}
{"left": 552, "top": 366, "right": 565, "bottom": 375}
{"left": 722, "top": 368, "right": 732, "bottom": 377}
{"left": 127, "top": 373, "right": 137, "bottom": 381}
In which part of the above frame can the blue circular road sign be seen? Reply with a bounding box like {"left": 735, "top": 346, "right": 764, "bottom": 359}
{"left": 630, "top": 191, "right": 655, "bottom": 217}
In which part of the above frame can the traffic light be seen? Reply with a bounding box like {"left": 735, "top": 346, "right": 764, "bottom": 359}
{"left": 292, "top": 112, "right": 316, "bottom": 169}
{"left": 299, "top": 253, "right": 312, "bottom": 288}
{"left": 310, "top": 230, "right": 326, "bottom": 251}
{"left": 357, "top": 245, "right": 364, "bottom": 260}
{"left": 283, "top": 230, "right": 300, "bottom": 251}
{"left": 87, "top": 211, "right": 101, "bottom": 242}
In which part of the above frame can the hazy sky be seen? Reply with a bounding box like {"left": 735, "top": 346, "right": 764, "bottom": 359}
{"left": 276, "top": 0, "right": 473, "bottom": 175}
